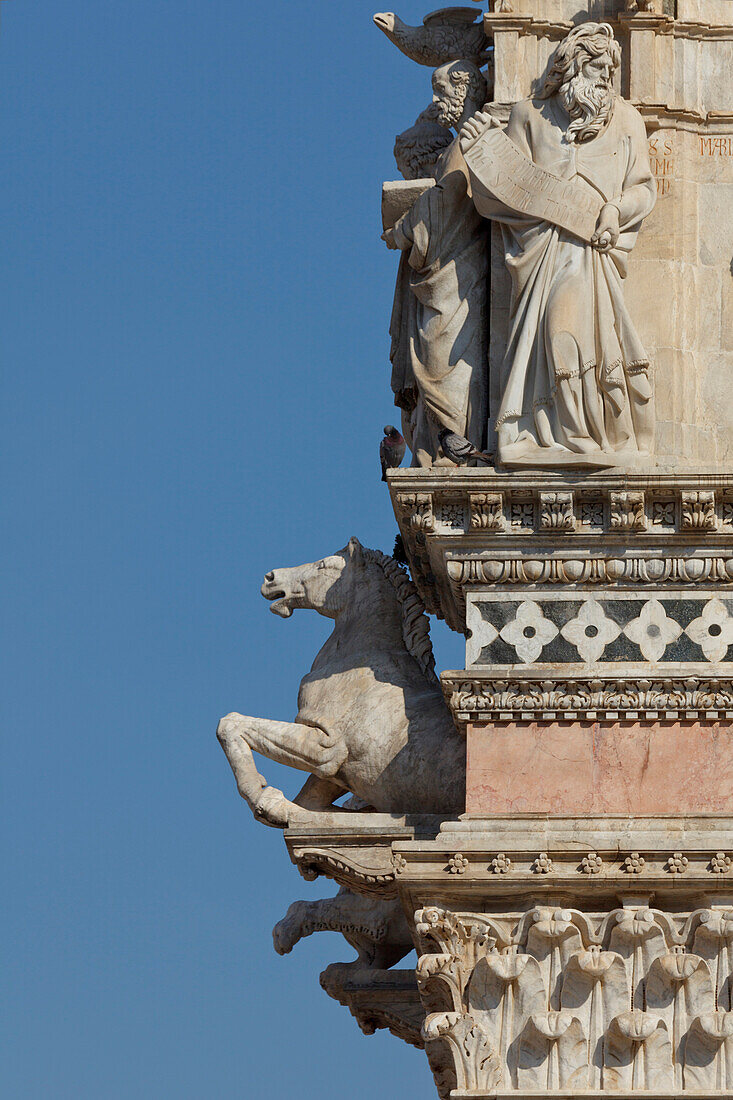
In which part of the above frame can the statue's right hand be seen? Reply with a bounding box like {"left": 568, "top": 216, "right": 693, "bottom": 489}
{"left": 381, "top": 228, "right": 398, "bottom": 250}
{"left": 459, "top": 110, "right": 499, "bottom": 149}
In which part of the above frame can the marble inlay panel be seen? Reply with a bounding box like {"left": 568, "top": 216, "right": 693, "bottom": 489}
{"left": 467, "top": 590, "right": 733, "bottom": 671}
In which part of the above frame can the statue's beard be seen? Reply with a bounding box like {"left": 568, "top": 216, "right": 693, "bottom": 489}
{"left": 561, "top": 72, "right": 613, "bottom": 143}
{"left": 433, "top": 94, "right": 465, "bottom": 130}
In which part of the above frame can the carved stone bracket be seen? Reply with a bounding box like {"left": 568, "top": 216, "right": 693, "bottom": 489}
{"left": 610, "top": 490, "right": 647, "bottom": 531}
{"left": 682, "top": 491, "right": 718, "bottom": 531}
{"left": 396, "top": 491, "right": 435, "bottom": 534}
{"left": 469, "top": 491, "right": 506, "bottom": 531}
{"left": 320, "top": 966, "right": 425, "bottom": 1049}
{"left": 284, "top": 818, "right": 443, "bottom": 898}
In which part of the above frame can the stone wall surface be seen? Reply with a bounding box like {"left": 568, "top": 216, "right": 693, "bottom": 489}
{"left": 466, "top": 719, "right": 733, "bottom": 814}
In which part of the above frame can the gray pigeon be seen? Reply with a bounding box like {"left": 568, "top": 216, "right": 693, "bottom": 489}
{"left": 373, "top": 8, "right": 490, "bottom": 68}
{"left": 438, "top": 428, "right": 493, "bottom": 465}
{"left": 380, "top": 425, "right": 406, "bottom": 480}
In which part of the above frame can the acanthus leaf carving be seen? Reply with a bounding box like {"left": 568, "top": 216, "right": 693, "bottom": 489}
{"left": 422, "top": 1011, "right": 502, "bottom": 1091}
{"left": 469, "top": 491, "right": 505, "bottom": 531}
{"left": 682, "top": 490, "right": 717, "bottom": 531}
{"left": 396, "top": 491, "right": 435, "bottom": 533}
{"left": 540, "top": 491, "right": 575, "bottom": 531}
{"left": 415, "top": 905, "right": 733, "bottom": 1094}
{"left": 610, "top": 490, "right": 647, "bottom": 531}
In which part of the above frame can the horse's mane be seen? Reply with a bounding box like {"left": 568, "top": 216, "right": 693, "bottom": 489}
{"left": 362, "top": 547, "right": 439, "bottom": 686}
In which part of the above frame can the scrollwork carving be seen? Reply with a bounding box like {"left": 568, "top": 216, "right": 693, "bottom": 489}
{"left": 293, "top": 847, "right": 397, "bottom": 897}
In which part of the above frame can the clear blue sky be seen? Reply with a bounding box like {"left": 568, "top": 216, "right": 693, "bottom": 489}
{"left": 2, "top": 2, "right": 465, "bottom": 1096}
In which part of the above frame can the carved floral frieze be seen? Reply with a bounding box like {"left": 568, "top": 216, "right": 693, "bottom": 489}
{"left": 398, "top": 847, "right": 733, "bottom": 883}
{"left": 391, "top": 479, "right": 733, "bottom": 540}
{"left": 443, "top": 673, "right": 733, "bottom": 721}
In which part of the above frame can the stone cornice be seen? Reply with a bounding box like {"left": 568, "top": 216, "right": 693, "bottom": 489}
{"left": 284, "top": 816, "right": 444, "bottom": 897}
{"left": 640, "top": 105, "right": 733, "bottom": 132}
{"left": 388, "top": 470, "right": 733, "bottom": 632}
{"left": 484, "top": 10, "right": 733, "bottom": 42}
{"left": 442, "top": 672, "right": 733, "bottom": 723}
{"left": 394, "top": 813, "right": 733, "bottom": 917}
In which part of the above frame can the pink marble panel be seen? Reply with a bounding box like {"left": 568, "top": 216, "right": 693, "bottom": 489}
{"left": 466, "top": 720, "right": 733, "bottom": 815}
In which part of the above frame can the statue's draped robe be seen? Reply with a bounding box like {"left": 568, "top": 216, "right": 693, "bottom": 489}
{"left": 391, "top": 142, "right": 489, "bottom": 466}
{"left": 467, "top": 96, "right": 656, "bottom": 463}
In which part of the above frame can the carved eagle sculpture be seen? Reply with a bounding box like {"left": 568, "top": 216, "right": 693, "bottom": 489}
{"left": 373, "top": 7, "right": 490, "bottom": 68}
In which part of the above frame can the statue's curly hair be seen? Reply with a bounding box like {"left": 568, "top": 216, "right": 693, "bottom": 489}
{"left": 442, "top": 59, "right": 488, "bottom": 109}
{"left": 540, "top": 22, "right": 620, "bottom": 98}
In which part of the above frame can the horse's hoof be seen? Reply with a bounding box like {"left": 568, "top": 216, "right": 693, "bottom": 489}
{"left": 216, "top": 712, "right": 244, "bottom": 742}
{"left": 254, "top": 786, "right": 290, "bottom": 828}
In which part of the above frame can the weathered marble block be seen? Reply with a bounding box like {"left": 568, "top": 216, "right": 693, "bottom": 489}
{"left": 465, "top": 719, "right": 733, "bottom": 815}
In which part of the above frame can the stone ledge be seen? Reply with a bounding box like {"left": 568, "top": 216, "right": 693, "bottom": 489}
{"left": 284, "top": 815, "right": 445, "bottom": 898}
{"left": 451, "top": 1092, "right": 729, "bottom": 1098}
{"left": 320, "top": 966, "right": 424, "bottom": 1048}
{"left": 392, "top": 815, "right": 733, "bottom": 915}
{"left": 387, "top": 470, "right": 733, "bottom": 631}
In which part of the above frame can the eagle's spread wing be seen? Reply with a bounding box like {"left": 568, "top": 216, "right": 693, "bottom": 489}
{"left": 423, "top": 6, "right": 481, "bottom": 26}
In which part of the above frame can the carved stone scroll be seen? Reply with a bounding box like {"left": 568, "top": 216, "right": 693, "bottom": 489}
{"left": 462, "top": 124, "right": 603, "bottom": 243}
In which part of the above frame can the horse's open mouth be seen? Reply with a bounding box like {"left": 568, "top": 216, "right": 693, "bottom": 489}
{"left": 262, "top": 585, "right": 297, "bottom": 617}
{"left": 269, "top": 595, "right": 293, "bottom": 618}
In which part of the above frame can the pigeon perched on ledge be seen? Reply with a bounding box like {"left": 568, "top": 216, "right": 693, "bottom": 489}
{"left": 438, "top": 428, "right": 493, "bottom": 466}
{"left": 380, "top": 425, "right": 406, "bottom": 480}
{"left": 373, "top": 8, "right": 490, "bottom": 68}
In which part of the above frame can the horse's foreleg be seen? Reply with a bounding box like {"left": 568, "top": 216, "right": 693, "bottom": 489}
{"left": 217, "top": 713, "right": 292, "bottom": 827}
{"left": 216, "top": 712, "right": 348, "bottom": 828}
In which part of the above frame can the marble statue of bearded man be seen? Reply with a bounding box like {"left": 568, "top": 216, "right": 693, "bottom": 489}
{"left": 461, "top": 23, "right": 656, "bottom": 466}
{"left": 384, "top": 60, "right": 490, "bottom": 467}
